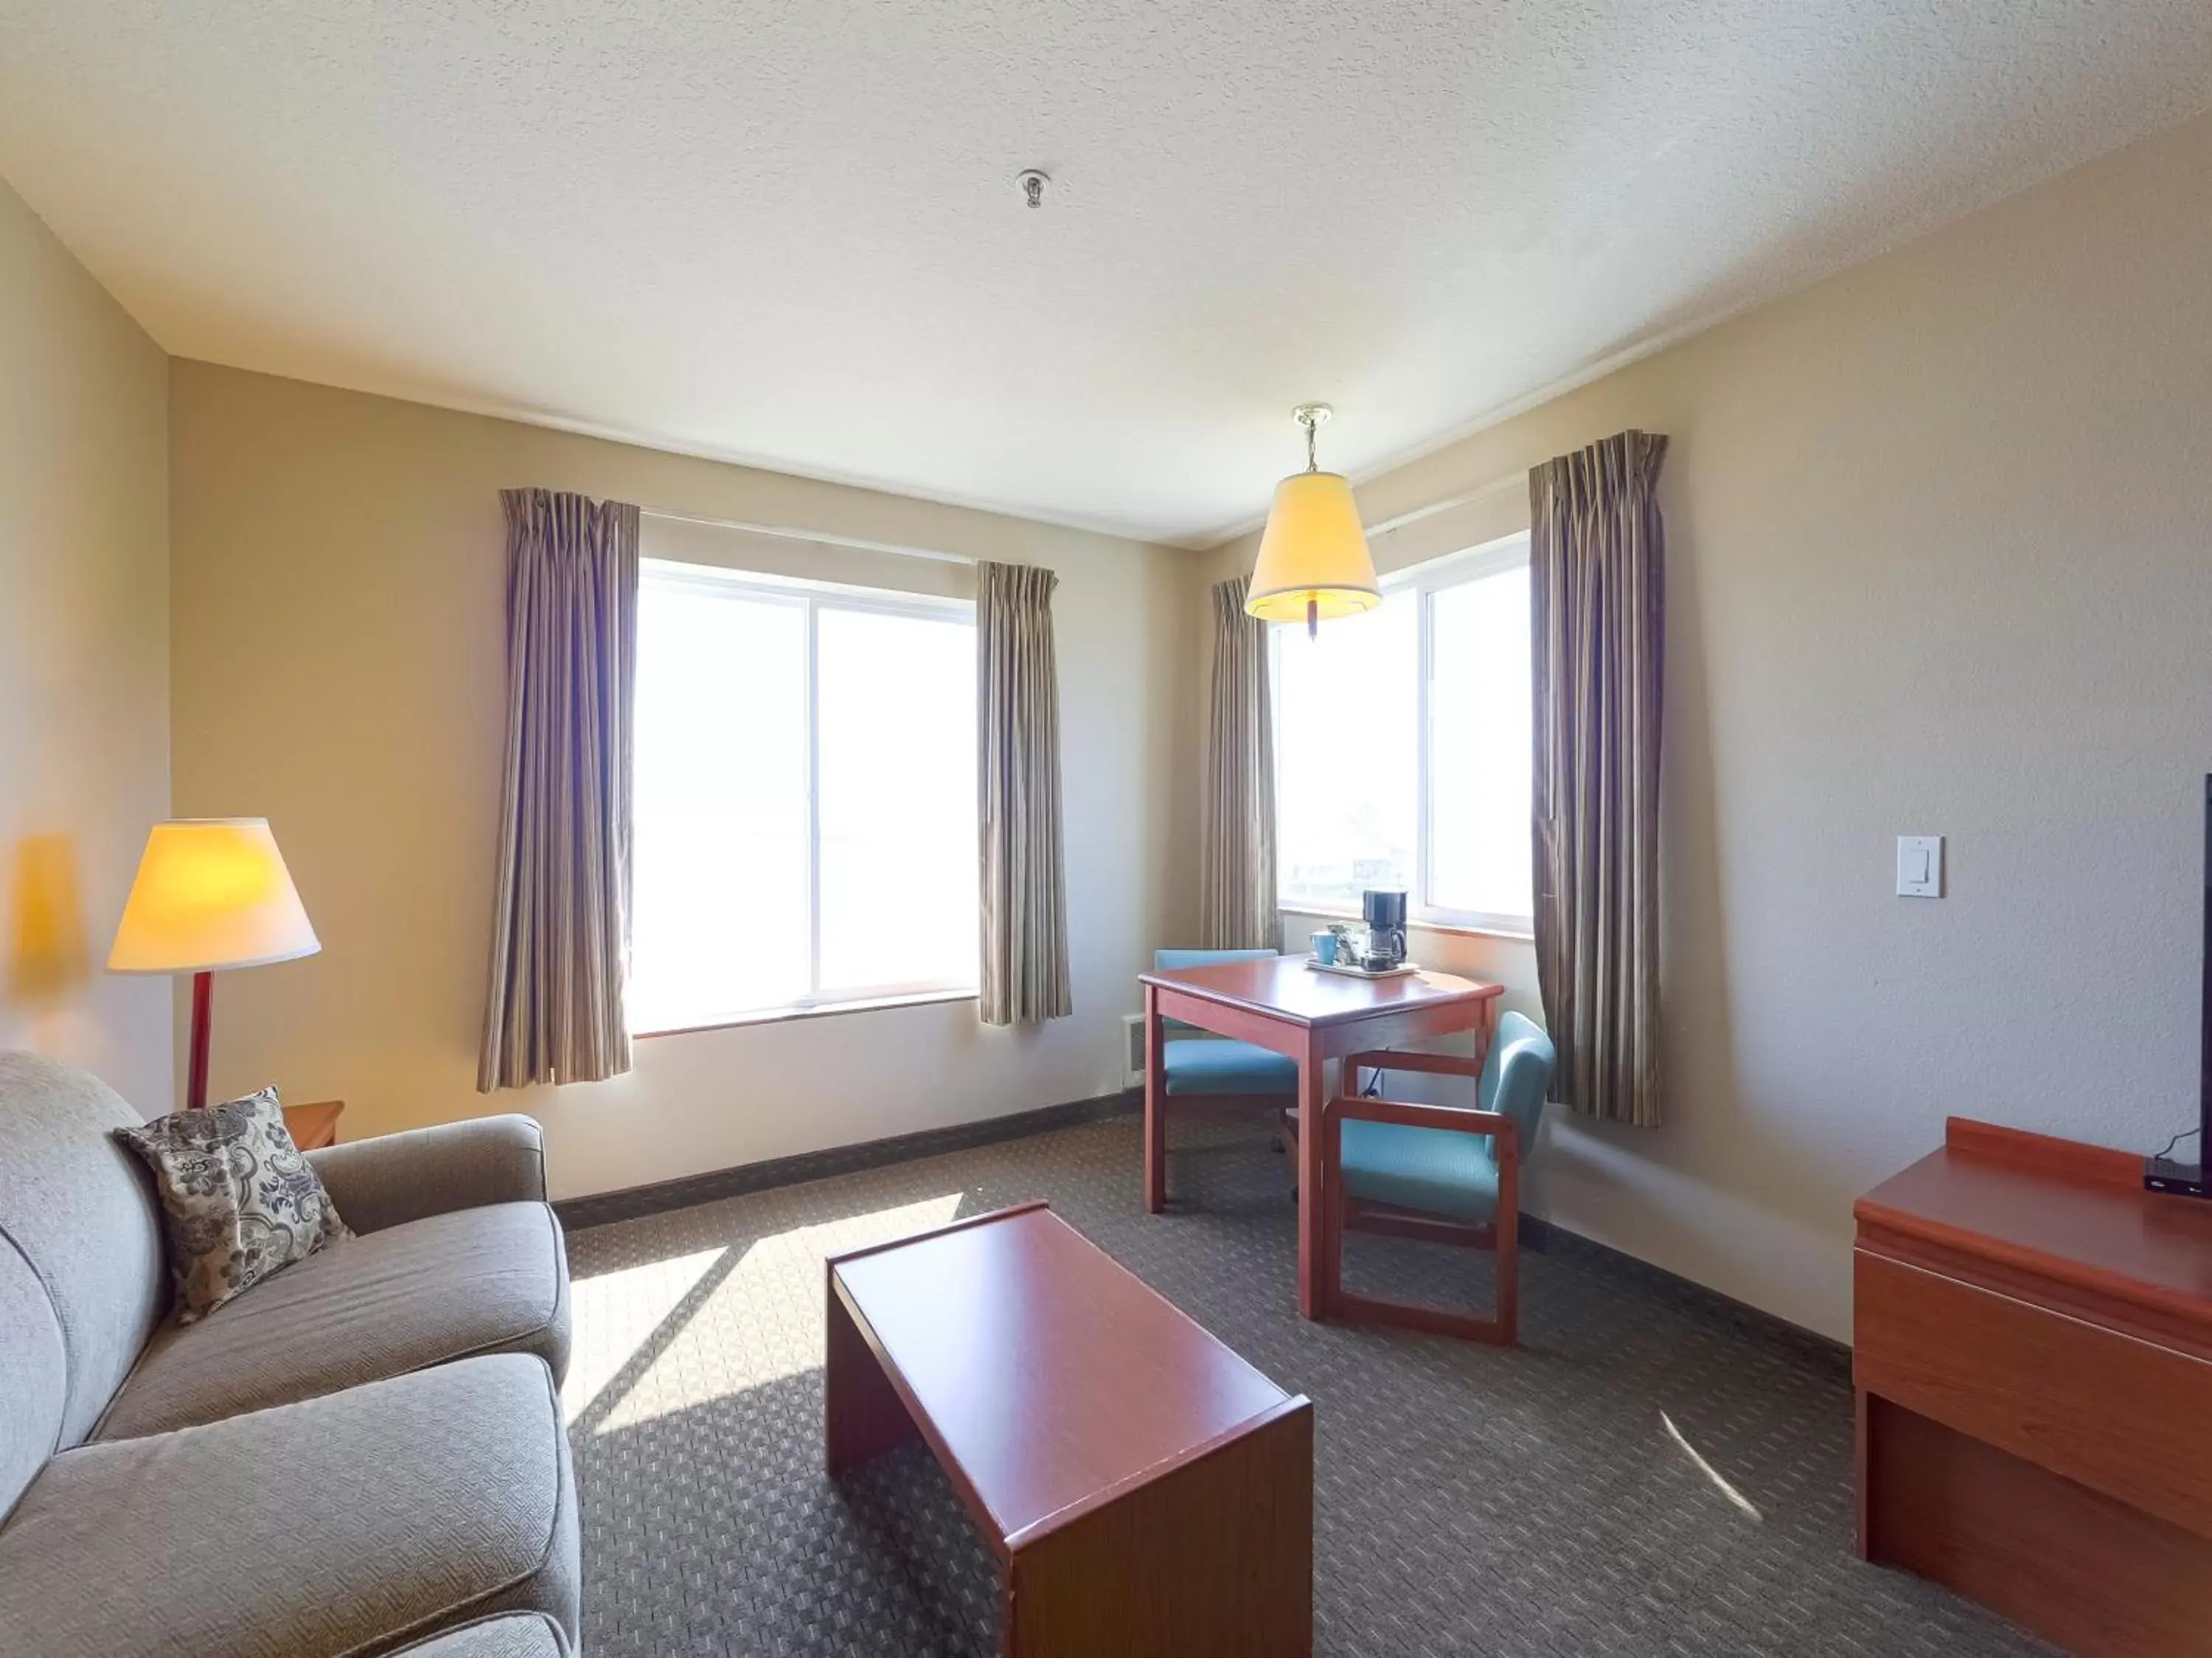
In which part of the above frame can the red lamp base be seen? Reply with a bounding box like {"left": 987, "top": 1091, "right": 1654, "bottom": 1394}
{"left": 187, "top": 969, "right": 213, "bottom": 1110}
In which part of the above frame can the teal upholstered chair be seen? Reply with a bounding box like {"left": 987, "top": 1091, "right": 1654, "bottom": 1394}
{"left": 1322, "top": 1010, "right": 1557, "bottom": 1344}
{"left": 1150, "top": 948, "right": 1299, "bottom": 1100}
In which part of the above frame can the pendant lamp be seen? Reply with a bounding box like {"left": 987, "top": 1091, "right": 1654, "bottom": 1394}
{"left": 1244, "top": 403, "right": 1381, "bottom": 638}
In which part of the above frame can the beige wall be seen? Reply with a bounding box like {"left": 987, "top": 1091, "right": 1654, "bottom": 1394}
{"left": 0, "top": 179, "right": 171, "bottom": 1109}
{"left": 141, "top": 101, "right": 2212, "bottom": 1336}
{"left": 169, "top": 364, "right": 1200, "bottom": 1200}
{"left": 1211, "top": 108, "right": 2212, "bottom": 1340}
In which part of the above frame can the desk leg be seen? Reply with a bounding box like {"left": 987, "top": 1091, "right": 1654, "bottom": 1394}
{"left": 1295, "top": 1031, "right": 1328, "bottom": 1320}
{"left": 1143, "top": 984, "right": 1167, "bottom": 1213}
{"left": 1475, "top": 996, "right": 1500, "bottom": 1071}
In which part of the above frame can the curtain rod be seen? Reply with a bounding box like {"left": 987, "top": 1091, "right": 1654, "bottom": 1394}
{"left": 1206, "top": 468, "right": 1524, "bottom": 548}
{"left": 647, "top": 465, "right": 1527, "bottom": 566}
{"left": 1360, "top": 471, "right": 1526, "bottom": 541}
{"left": 639, "top": 507, "right": 978, "bottom": 566}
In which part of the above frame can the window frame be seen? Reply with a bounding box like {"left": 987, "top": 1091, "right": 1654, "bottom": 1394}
{"left": 630, "top": 558, "right": 981, "bottom": 1035}
{"left": 1270, "top": 530, "right": 1535, "bottom": 939}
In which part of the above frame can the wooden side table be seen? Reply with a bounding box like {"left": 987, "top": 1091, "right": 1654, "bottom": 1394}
{"left": 282, "top": 1099, "right": 345, "bottom": 1150}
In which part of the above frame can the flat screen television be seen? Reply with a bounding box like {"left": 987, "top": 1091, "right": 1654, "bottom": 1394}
{"left": 2143, "top": 773, "right": 2212, "bottom": 1198}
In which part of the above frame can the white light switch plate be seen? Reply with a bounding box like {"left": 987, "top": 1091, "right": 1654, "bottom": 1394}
{"left": 1896, "top": 835, "right": 1944, "bottom": 898}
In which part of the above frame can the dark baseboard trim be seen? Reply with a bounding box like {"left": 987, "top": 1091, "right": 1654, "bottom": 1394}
{"left": 554, "top": 1089, "right": 1142, "bottom": 1231}
{"left": 1519, "top": 1213, "right": 1851, "bottom": 1367}
{"left": 558, "top": 1095, "right": 1848, "bottom": 1366}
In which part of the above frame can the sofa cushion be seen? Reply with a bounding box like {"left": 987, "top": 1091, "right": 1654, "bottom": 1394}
{"left": 0, "top": 1237, "right": 66, "bottom": 1523}
{"left": 115, "top": 1086, "right": 353, "bottom": 1322}
{"left": 95, "top": 1201, "right": 571, "bottom": 1440}
{"left": 0, "top": 1353, "right": 578, "bottom": 1658}
{"left": 391, "top": 1612, "right": 569, "bottom": 1657}
{"left": 0, "top": 1052, "right": 168, "bottom": 1446}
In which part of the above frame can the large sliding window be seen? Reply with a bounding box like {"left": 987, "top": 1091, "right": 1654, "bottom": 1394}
{"left": 1272, "top": 533, "right": 1534, "bottom": 934}
{"left": 628, "top": 561, "right": 978, "bottom": 1033}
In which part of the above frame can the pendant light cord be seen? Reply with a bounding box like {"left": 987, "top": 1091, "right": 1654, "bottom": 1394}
{"left": 1301, "top": 410, "right": 1324, "bottom": 634}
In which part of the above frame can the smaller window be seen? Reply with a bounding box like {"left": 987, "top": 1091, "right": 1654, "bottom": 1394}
{"left": 1272, "top": 533, "right": 1534, "bottom": 934}
{"left": 1423, "top": 555, "right": 1534, "bottom": 930}
{"left": 1273, "top": 590, "right": 1419, "bottom": 912}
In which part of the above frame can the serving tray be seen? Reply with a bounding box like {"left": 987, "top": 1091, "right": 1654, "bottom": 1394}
{"left": 1303, "top": 957, "right": 1420, "bottom": 980}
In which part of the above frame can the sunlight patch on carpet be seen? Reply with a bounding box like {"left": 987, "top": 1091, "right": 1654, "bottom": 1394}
{"left": 1662, "top": 1409, "right": 1764, "bottom": 1522}
{"left": 580, "top": 1193, "right": 965, "bottom": 1434}
{"left": 565, "top": 1246, "right": 728, "bottom": 1426}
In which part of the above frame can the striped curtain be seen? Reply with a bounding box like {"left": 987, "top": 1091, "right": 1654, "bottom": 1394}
{"left": 976, "top": 561, "right": 1073, "bottom": 1025}
{"left": 1200, "top": 575, "right": 1277, "bottom": 948}
{"left": 478, "top": 489, "right": 639, "bottom": 1091}
{"left": 1531, "top": 431, "right": 1667, "bottom": 1127}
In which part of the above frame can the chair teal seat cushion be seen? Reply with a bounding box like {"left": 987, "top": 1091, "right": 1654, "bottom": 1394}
{"left": 1336, "top": 1013, "right": 1557, "bottom": 1224}
{"left": 1161, "top": 1038, "right": 1298, "bottom": 1097}
{"left": 1338, "top": 1120, "right": 1500, "bottom": 1223}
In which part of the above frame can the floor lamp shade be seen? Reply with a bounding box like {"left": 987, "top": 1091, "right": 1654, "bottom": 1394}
{"left": 1245, "top": 471, "right": 1382, "bottom": 628}
{"left": 109, "top": 819, "right": 319, "bottom": 1111}
{"left": 109, "top": 819, "right": 320, "bottom": 974}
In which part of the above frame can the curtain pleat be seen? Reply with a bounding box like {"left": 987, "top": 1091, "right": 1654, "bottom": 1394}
{"left": 1200, "top": 575, "right": 1277, "bottom": 948}
{"left": 976, "top": 561, "right": 1072, "bottom": 1024}
{"left": 478, "top": 489, "right": 639, "bottom": 1091}
{"left": 1530, "top": 431, "right": 1666, "bottom": 1126}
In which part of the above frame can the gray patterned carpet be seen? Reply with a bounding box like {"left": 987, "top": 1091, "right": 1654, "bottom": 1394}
{"left": 564, "top": 1111, "right": 2051, "bottom": 1657}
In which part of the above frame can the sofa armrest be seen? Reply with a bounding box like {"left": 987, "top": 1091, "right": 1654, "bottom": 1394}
{"left": 308, "top": 1114, "right": 549, "bottom": 1233}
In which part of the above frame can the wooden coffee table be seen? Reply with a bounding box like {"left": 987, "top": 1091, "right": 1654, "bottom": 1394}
{"left": 825, "top": 1201, "right": 1313, "bottom": 1657}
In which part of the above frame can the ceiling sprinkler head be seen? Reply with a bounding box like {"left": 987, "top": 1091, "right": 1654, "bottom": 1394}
{"left": 1018, "top": 169, "right": 1048, "bottom": 209}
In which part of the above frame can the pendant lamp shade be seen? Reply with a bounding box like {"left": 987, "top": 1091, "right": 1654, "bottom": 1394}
{"left": 1245, "top": 471, "right": 1382, "bottom": 625}
{"left": 1245, "top": 405, "right": 1381, "bottom": 630}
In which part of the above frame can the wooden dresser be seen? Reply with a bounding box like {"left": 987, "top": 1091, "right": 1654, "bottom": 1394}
{"left": 1854, "top": 1118, "right": 2212, "bottom": 1656}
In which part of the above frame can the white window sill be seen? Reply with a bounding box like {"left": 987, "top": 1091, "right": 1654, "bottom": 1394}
{"left": 1279, "top": 903, "right": 1535, "bottom": 944}
{"left": 633, "top": 987, "right": 979, "bottom": 1039}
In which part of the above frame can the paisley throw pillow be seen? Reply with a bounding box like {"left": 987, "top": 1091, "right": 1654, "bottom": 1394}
{"left": 116, "top": 1086, "right": 352, "bottom": 1322}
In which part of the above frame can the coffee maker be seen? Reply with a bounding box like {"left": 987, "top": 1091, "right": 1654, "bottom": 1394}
{"left": 1360, "top": 889, "right": 1408, "bottom": 971}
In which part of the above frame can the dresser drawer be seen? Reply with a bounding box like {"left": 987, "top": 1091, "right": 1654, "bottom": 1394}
{"left": 1855, "top": 1247, "right": 2212, "bottom": 1538}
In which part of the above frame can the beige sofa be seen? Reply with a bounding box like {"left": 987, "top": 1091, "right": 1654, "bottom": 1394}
{"left": 0, "top": 1051, "right": 579, "bottom": 1657}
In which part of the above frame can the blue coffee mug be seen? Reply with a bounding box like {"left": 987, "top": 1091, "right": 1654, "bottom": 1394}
{"left": 1311, "top": 930, "right": 1339, "bottom": 965}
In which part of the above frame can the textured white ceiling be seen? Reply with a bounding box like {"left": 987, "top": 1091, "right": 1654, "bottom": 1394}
{"left": 3, "top": 2, "right": 2209, "bottom": 546}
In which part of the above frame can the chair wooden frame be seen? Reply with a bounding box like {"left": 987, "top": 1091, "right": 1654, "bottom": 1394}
{"left": 1319, "top": 1048, "right": 1520, "bottom": 1345}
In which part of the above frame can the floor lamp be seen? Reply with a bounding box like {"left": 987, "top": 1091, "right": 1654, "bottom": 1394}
{"left": 108, "top": 819, "right": 321, "bottom": 1109}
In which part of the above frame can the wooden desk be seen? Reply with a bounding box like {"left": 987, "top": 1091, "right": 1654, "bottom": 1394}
{"left": 282, "top": 1099, "right": 344, "bottom": 1150}
{"left": 1854, "top": 1118, "right": 2212, "bottom": 1657}
{"left": 1138, "top": 957, "right": 1503, "bottom": 1319}
{"left": 827, "top": 1202, "right": 1312, "bottom": 1657}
